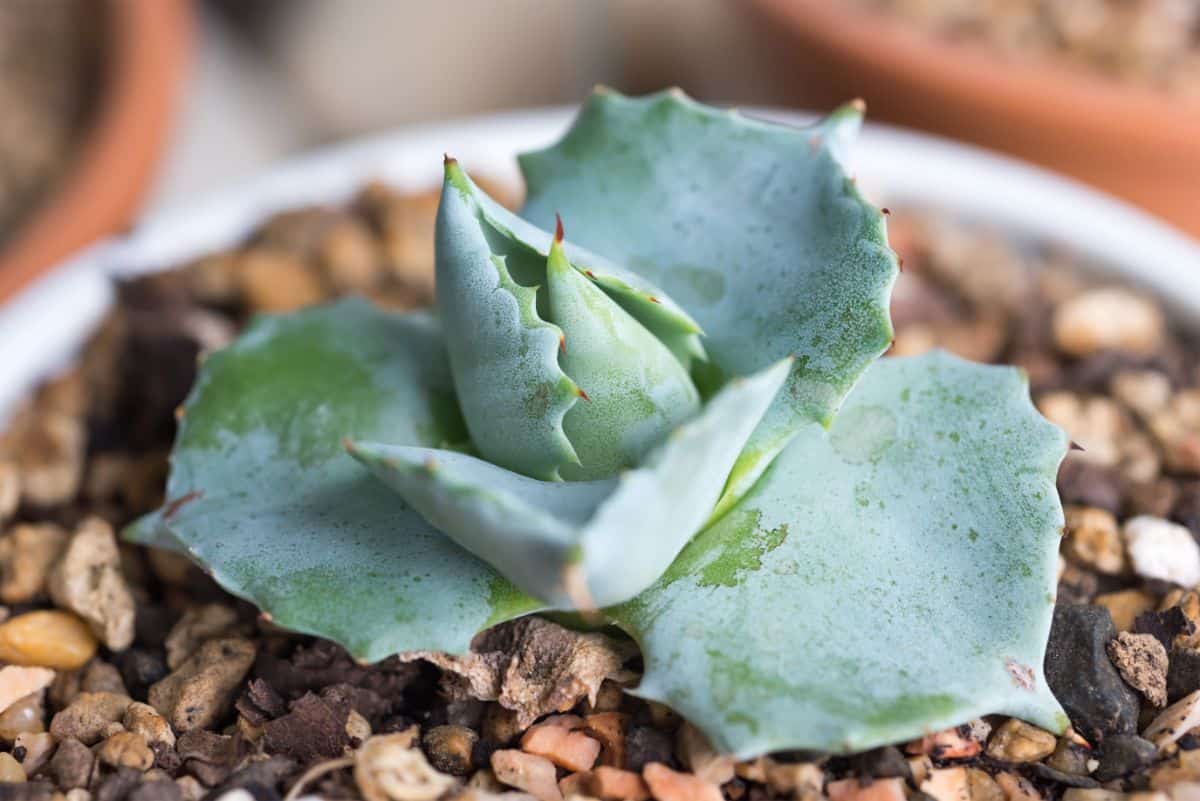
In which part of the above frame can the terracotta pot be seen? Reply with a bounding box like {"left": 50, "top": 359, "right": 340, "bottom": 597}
{"left": 748, "top": 0, "right": 1200, "bottom": 238}
{"left": 0, "top": 0, "right": 192, "bottom": 303}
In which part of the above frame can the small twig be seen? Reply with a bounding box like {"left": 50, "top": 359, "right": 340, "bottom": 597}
{"left": 282, "top": 756, "right": 354, "bottom": 801}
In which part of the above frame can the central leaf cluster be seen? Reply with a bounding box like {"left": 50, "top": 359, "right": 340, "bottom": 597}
{"left": 437, "top": 160, "right": 705, "bottom": 482}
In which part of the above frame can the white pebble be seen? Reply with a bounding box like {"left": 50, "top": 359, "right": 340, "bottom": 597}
{"left": 1124, "top": 515, "right": 1200, "bottom": 587}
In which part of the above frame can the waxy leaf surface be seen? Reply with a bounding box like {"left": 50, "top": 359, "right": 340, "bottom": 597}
{"left": 126, "top": 299, "right": 540, "bottom": 661}
{"left": 351, "top": 359, "right": 790, "bottom": 608}
{"left": 610, "top": 352, "right": 1068, "bottom": 756}
{"left": 520, "top": 89, "right": 899, "bottom": 509}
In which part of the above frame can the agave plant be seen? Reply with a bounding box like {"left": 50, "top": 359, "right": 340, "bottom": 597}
{"left": 128, "top": 89, "right": 1069, "bottom": 756}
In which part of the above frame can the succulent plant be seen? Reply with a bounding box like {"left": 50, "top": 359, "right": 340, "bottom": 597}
{"left": 128, "top": 89, "right": 1069, "bottom": 755}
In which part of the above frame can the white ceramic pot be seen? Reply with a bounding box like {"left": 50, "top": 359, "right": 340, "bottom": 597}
{"left": 3, "top": 107, "right": 1199, "bottom": 420}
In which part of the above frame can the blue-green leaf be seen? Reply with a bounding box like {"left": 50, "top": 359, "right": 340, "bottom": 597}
{"left": 610, "top": 352, "right": 1068, "bottom": 756}
{"left": 520, "top": 88, "right": 898, "bottom": 509}
{"left": 547, "top": 235, "right": 700, "bottom": 481}
{"left": 125, "top": 299, "right": 540, "bottom": 660}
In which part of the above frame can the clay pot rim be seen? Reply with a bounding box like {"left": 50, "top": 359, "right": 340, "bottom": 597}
{"left": 2, "top": 105, "right": 1199, "bottom": 419}
{"left": 750, "top": 0, "right": 1200, "bottom": 152}
{"left": 0, "top": 0, "right": 193, "bottom": 304}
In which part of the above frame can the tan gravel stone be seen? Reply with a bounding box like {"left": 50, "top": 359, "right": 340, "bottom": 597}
{"left": 149, "top": 637, "right": 255, "bottom": 733}
{"left": 1064, "top": 506, "right": 1125, "bottom": 574}
{"left": 987, "top": 719, "right": 1057, "bottom": 763}
{"left": 49, "top": 691, "right": 132, "bottom": 745}
{"left": 47, "top": 517, "right": 135, "bottom": 650}
{"left": 1107, "top": 631, "right": 1168, "bottom": 707}
{"left": 0, "top": 522, "right": 67, "bottom": 603}
{"left": 96, "top": 730, "right": 154, "bottom": 771}
{"left": 1053, "top": 288, "right": 1164, "bottom": 358}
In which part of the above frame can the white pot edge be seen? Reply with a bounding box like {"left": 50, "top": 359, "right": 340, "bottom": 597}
{"left": 2, "top": 105, "right": 1198, "bottom": 420}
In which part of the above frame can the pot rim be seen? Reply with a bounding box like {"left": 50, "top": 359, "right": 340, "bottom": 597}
{"left": 2, "top": 104, "right": 1198, "bottom": 419}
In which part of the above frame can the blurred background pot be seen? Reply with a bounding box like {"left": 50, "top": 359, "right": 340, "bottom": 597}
{"left": 749, "top": 0, "right": 1200, "bottom": 237}
{"left": 0, "top": 0, "right": 192, "bottom": 302}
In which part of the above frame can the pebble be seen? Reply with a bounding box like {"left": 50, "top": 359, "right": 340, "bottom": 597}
{"left": 48, "top": 737, "right": 95, "bottom": 790}
{"left": 906, "top": 723, "right": 987, "bottom": 759}
{"left": 1111, "top": 370, "right": 1173, "bottom": 419}
{"left": 148, "top": 637, "right": 255, "bottom": 732}
{"left": 921, "top": 766, "right": 969, "bottom": 801}
{"left": 573, "top": 766, "right": 650, "bottom": 800}
{"left": 82, "top": 660, "right": 128, "bottom": 696}
{"left": 520, "top": 722, "right": 600, "bottom": 773}
{"left": 1143, "top": 689, "right": 1200, "bottom": 750}
{"left": 13, "top": 730, "right": 55, "bottom": 775}
{"left": 827, "top": 777, "right": 908, "bottom": 801}
{"left": 1093, "top": 734, "right": 1158, "bottom": 781}
{"left": 47, "top": 517, "right": 136, "bottom": 651}
{"left": 0, "top": 522, "right": 67, "bottom": 604}
{"left": 1044, "top": 604, "right": 1141, "bottom": 743}
{"left": 163, "top": 604, "right": 241, "bottom": 670}
{"left": 97, "top": 731, "right": 154, "bottom": 771}
{"left": 1064, "top": 506, "right": 1126, "bottom": 574}
{"left": 1038, "top": 393, "right": 1125, "bottom": 466}
{"left": 966, "top": 768, "right": 1005, "bottom": 801}
{"left": 49, "top": 691, "right": 133, "bottom": 745}
{"left": 236, "top": 250, "right": 326, "bottom": 313}
{"left": 584, "top": 711, "right": 627, "bottom": 768}
{"left": 1094, "top": 590, "right": 1157, "bottom": 632}
{"left": 0, "top": 666, "right": 54, "bottom": 718}
{"left": 1052, "top": 288, "right": 1165, "bottom": 358}
{"left": 674, "top": 722, "right": 733, "bottom": 785}
{"left": 1106, "top": 631, "right": 1168, "bottom": 707}
{"left": 986, "top": 719, "right": 1058, "bottom": 763}
{"left": 0, "top": 689, "right": 45, "bottom": 742}
{"left": 1168, "top": 648, "right": 1200, "bottom": 703}
{"left": 1124, "top": 516, "right": 1200, "bottom": 586}
{"left": 423, "top": 724, "right": 478, "bottom": 776}
{"left": 625, "top": 726, "right": 674, "bottom": 772}
{"left": 1147, "top": 748, "right": 1200, "bottom": 790}
{"left": 9, "top": 410, "right": 86, "bottom": 507}
{"left": 995, "top": 771, "right": 1043, "bottom": 801}
{"left": 642, "top": 762, "right": 723, "bottom": 801}
{"left": 354, "top": 732, "right": 459, "bottom": 801}
{"left": 490, "top": 749, "right": 562, "bottom": 801}
{"left": 1150, "top": 390, "right": 1200, "bottom": 475}
{"left": 0, "top": 609, "right": 97, "bottom": 669}
{"left": 0, "top": 751, "right": 25, "bottom": 782}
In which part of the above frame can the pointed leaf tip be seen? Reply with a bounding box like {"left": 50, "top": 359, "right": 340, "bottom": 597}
{"left": 851, "top": 98, "right": 866, "bottom": 112}
{"left": 555, "top": 213, "right": 564, "bottom": 244}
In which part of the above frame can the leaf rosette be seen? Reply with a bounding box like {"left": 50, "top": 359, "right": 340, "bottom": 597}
{"left": 129, "top": 89, "right": 1069, "bottom": 754}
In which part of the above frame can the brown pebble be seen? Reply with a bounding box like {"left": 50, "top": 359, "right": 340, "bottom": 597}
{"left": 48, "top": 737, "right": 95, "bottom": 789}
{"left": 986, "top": 719, "right": 1057, "bottom": 763}
{"left": 0, "top": 523, "right": 67, "bottom": 604}
{"left": 0, "top": 610, "right": 98, "bottom": 670}
{"left": 643, "top": 761, "right": 722, "bottom": 801}
{"left": 482, "top": 703, "right": 523, "bottom": 746}
{"left": 0, "top": 689, "right": 46, "bottom": 742}
{"left": 49, "top": 691, "right": 133, "bottom": 745}
{"left": 46, "top": 517, "right": 136, "bottom": 651}
{"left": 423, "top": 724, "right": 478, "bottom": 776}
{"left": 1107, "top": 631, "right": 1168, "bottom": 707}
{"left": 585, "top": 711, "right": 627, "bottom": 768}
{"left": 148, "top": 637, "right": 255, "bottom": 732}
{"left": 579, "top": 765, "right": 651, "bottom": 800}
{"left": 97, "top": 731, "right": 154, "bottom": 771}
{"left": 123, "top": 702, "right": 176, "bottom": 749}
{"left": 1093, "top": 589, "right": 1157, "bottom": 632}
{"left": 81, "top": 660, "right": 128, "bottom": 696}
{"left": 1063, "top": 506, "right": 1125, "bottom": 575}
{"left": 0, "top": 751, "right": 24, "bottom": 784}
{"left": 491, "top": 748, "right": 562, "bottom": 801}
{"left": 13, "top": 730, "right": 55, "bottom": 775}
